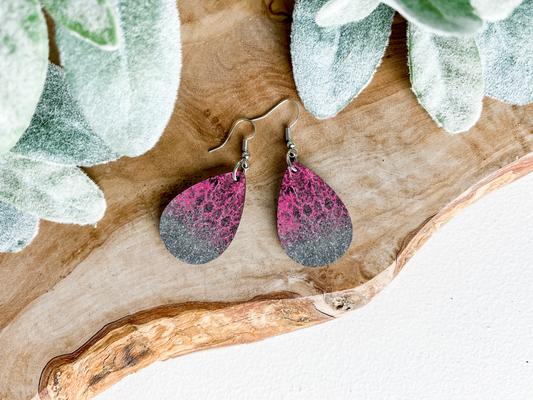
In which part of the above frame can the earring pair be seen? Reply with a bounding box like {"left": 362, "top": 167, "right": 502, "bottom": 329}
{"left": 159, "top": 99, "right": 353, "bottom": 267}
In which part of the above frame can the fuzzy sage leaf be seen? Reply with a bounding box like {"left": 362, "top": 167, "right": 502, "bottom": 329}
{"left": 11, "top": 63, "right": 120, "bottom": 167}
{"left": 55, "top": 0, "right": 182, "bottom": 157}
{"left": 41, "top": 0, "right": 119, "bottom": 49}
{"left": 408, "top": 23, "right": 483, "bottom": 134}
{"left": 476, "top": 0, "right": 533, "bottom": 105}
{"left": 316, "top": 0, "right": 381, "bottom": 26}
{"left": 292, "top": 0, "right": 394, "bottom": 119}
{"left": 382, "top": 0, "right": 484, "bottom": 35}
{"left": 0, "top": 200, "right": 39, "bottom": 253}
{"left": 0, "top": 153, "right": 106, "bottom": 225}
{"left": 0, "top": 0, "right": 48, "bottom": 155}
{"left": 470, "top": 0, "right": 523, "bottom": 22}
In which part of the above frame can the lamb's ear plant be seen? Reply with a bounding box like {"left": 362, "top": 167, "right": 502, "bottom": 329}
{"left": 316, "top": 0, "right": 381, "bottom": 26}
{"left": 56, "top": 0, "right": 182, "bottom": 157}
{"left": 476, "top": 0, "right": 533, "bottom": 105}
{"left": 408, "top": 23, "right": 484, "bottom": 133}
{"left": 292, "top": 0, "right": 395, "bottom": 118}
{"left": 292, "top": 0, "right": 533, "bottom": 133}
{"left": 378, "top": 0, "right": 484, "bottom": 35}
{"left": 0, "top": 0, "right": 182, "bottom": 253}
{"left": 0, "top": 200, "right": 39, "bottom": 253}
{"left": 316, "top": 0, "right": 485, "bottom": 34}
{"left": 11, "top": 63, "right": 120, "bottom": 166}
{"left": 41, "top": 0, "right": 120, "bottom": 49}
{"left": 0, "top": 0, "right": 49, "bottom": 156}
{"left": 0, "top": 0, "right": 120, "bottom": 157}
{"left": 470, "top": 0, "right": 524, "bottom": 21}
{"left": 0, "top": 152, "right": 107, "bottom": 225}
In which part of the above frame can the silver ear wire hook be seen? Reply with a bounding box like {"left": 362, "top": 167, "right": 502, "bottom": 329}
{"left": 209, "top": 118, "right": 257, "bottom": 153}
{"left": 209, "top": 119, "right": 256, "bottom": 181}
{"left": 247, "top": 98, "right": 300, "bottom": 127}
{"left": 245, "top": 98, "right": 301, "bottom": 173}
{"left": 209, "top": 99, "right": 301, "bottom": 179}
{"left": 209, "top": 99, "right": 299, "bottom": 153}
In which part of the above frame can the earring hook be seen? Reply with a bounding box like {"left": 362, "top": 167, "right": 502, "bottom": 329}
{"left": 248, "top": 98, "right": 300, "bottom": 128}
{"left": 209, "top": 119, "right": 257, "bottom": 153}
{"left": 208, "top": 99, "right": 300, "bottom": 153}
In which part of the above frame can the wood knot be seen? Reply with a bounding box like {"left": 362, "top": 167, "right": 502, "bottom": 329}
{"left": 330, "top": 297, "right": 353, "bottom": 311}
{"left": 324, "top": 293, "right": 367, "bottom": 312}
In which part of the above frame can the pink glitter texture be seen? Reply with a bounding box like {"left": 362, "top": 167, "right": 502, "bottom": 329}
{"left": 277, "top": 162, "right": 352, "bottom": 267}
{"left": 159, "top": 171, "right": 246, "bottom": 264}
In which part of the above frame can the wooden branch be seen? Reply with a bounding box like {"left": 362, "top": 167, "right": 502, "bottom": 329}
{"left": 38, "top": 152, "right": 533, "bottom": 399}
{"left": 38, "top": 296, "right": 332, "bottom": 400}
{"left": 1, "top": 0, "right": 533, "bottom": 399}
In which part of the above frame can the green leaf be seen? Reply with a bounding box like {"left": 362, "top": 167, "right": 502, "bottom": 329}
{"left": 55, "top": 0, "right": 182, "bottom": 157}
{"left": 0, "top": 153, "right": 106, "bottom": 224}
{"left": 0, "top": 200, "right": 39, "bottom": 253}
{"left": 0, "top": 0, "right": 48, "bottom": 155}
{"left": 41, "top": 0, "right": 119, "bottom": 49}
{"left": 408, "top": 22, "right": 484, "bottom": 134}
{"left": 476, "top": 0, "right": 533, "bottom": 105}
{"left": 291, "top": 0, "right": 394, "bottom": 119}
{"left": 381, "top": 0, "right": 484, "bottom": 35}
{"left": 316, "top": 0, "right": 381, "bottom": 26}
{"left": 11, "top": 63, "right": 120, "bottom": 167}
{"left": 470, "top": 0, "right": 523, "bottom": 22}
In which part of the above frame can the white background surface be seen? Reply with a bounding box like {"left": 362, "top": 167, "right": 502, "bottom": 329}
{"left": 96, "top": 172, "right": 533, "bottom": 400}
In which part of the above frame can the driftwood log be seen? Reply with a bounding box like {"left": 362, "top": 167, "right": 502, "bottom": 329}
{"left": 1, "top": 0, "right": 533, "bottom": 398}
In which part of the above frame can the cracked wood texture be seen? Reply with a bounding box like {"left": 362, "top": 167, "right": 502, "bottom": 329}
{"left": 1, "top": 0, "right": 533, "bottom": 399}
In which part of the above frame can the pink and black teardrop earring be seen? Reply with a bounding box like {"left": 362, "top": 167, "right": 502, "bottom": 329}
{"left": 270, "top": 100, "right": 353, "bottom": 267}
{"left": 159, "top": 119, "right": 256, "bottom": 264}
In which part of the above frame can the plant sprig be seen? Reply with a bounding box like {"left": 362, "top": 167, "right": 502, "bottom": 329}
{"left": 292, "top": 0, "right": 533, "bottom": 132}
{"left": 0, "top": 0, "right": 182, "bottom": 253}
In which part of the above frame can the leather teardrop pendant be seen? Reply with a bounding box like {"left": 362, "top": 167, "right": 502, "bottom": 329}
{"left": 160, "top": 171, "right": 246, "bottom": 264}
{"left": 277, "top": 162, "right": 353, "bottom": 267}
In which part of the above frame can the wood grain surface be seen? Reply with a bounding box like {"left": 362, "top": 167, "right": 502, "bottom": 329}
{"left": 1, "top": 0, "right": 533, "bottom": 398}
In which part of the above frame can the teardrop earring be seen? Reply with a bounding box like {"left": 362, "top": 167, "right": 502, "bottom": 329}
{"left": 159, "top": 119, "right": 256, "bottom": 264}
{"left": 266, "top": 99, "right": 353, "bottom": 267}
